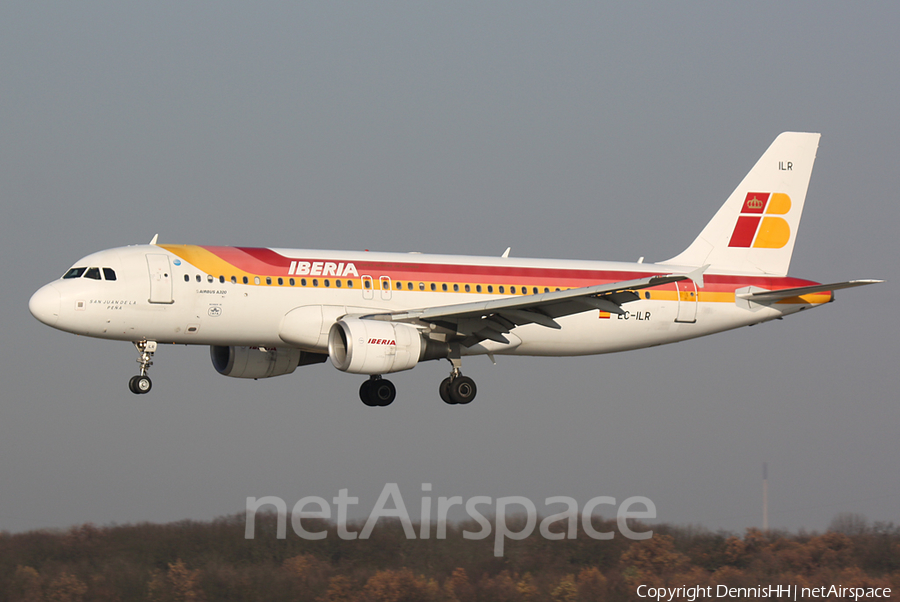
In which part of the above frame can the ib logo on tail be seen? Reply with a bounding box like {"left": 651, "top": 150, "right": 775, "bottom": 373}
{"left": 728, "top": 192, "right": 792, "bottom": 249}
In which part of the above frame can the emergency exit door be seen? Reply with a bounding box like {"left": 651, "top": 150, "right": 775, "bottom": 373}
{"left": 674, "top": 279, "right": 697, "bottom": 323}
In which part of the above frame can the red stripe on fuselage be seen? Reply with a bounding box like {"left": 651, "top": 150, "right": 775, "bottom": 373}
{"left": 196, "top": 246, "right": 819, "bottom": 292}
{"left": 236, "top": 247, "right": 293, "bottom": 267}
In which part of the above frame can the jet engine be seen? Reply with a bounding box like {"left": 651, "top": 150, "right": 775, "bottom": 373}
{"left": 328, "top": 318, "right": 431, "bottom": 374}
{"left": 210, "top": 345, "right": 303, "bottom": 379}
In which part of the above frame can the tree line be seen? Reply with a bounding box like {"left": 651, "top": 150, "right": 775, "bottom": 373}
{"left": 1, "top": 512, "right": 897, "bottom": 601}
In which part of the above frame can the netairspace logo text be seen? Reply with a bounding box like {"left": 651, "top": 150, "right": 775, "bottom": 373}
{"left": 245, "top": 482, "right": 656, "bottom": 556}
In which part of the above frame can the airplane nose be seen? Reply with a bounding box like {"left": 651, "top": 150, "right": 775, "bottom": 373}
{"left": 29, "top": 284, "right": 61, "bottom": 327}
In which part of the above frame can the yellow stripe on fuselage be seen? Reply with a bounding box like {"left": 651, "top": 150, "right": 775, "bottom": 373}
{"left": 159, "top": 245, "right": 257, "bottom": 281}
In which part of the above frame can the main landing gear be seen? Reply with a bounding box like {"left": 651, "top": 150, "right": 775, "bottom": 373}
{"left": 359, "top": 376, "right": 396, "bottom": 407}
{"left": 439, "top": 358, "right": 477, "bottom": 405}
{"left": 358, "top": 361, "right": 478, "bottom": 407}
{"left": 128, "top": 340, "right": 156, "bottom": 395}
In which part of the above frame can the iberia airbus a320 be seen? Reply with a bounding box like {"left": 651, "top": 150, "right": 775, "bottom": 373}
{"left": 29, "top": 133, "right": 880, "bottom": 406}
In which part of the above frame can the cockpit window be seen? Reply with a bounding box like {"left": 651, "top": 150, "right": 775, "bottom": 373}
{"left": 103, "top": 268, "right": 117, "bottom": 281}
{"left": 84, "top": 267, "right": 102, "bottom": 280}
{"left": 63, "top": 267, "right": 87, "bottom": 279}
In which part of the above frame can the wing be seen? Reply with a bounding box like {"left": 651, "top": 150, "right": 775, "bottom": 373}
{"left": 738, "top": 279, "right": 883, "bottom": 303}
{"left": 353, "top": 266, "right": 707, "bottom": 347}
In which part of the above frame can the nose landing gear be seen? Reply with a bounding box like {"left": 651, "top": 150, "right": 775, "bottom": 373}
{"left": 128, "top": 340, "right": 156, "bottom": 394}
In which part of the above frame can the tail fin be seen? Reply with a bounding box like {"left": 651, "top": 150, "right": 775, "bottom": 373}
{"left": 660, "top": 132, "right": 821, "bottom": 276}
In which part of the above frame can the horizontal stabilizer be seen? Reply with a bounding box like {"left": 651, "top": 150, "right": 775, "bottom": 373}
{"left": 738, "top": 279, "right": 882, "bottom": 303}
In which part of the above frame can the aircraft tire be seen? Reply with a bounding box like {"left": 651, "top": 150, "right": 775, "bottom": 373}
{"left": 371, "top": 379, "right": 396, "bottom": 406}
{"left": 439, "top": 377, "right": 456, "bottom": 405}
{"left": 359, "top": 380, "right": 378, "bottom": 406}
{"left": 130, "top": 375, "right": 151, "bottom": 394}
{"left": 449, "top": 376, "right": 476, "bottom": 405}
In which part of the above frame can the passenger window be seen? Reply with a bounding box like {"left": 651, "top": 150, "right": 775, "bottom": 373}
{"left": 533, "top": 287, "right": 538, "bottom": 294}
{"left": 63, "top": 267, "right": 87, "bottom": 279}
{"left": 453, "top": 284, "right": 459, "bottom": 292}
{"left": 301, "top": 278, "right": 307, "bottom": 286}
{"left": 243, "top": 276, "right": 249, "bottom": 284}
{"left": 266, "top": 277, "right": 272, "bottom": 285}
{"left": 364, "top": 280, "right": 371, "bottom": 289}
{"left": 184, "top": 274, "right": 190, "bottom": 282}
{"left": 313, "top": 279, "right": 318, "bottom": 287}
{"left": 207, "top": 275, "right": 214, "bottom": 283}
{"left": 85, "top": 267, "right": 101, "bottom": 280}
{"left": 336, "top": 279, "right": 341, "bottom": 288}
{"left": 278, "top": 277, "right": 284, "bottom": 285}
{"left": 219, "top": 276, "right": 225, "bottom": 284}
{"left": 476, "top": 285, "right": 482, "bottom": 292}
{"left": 511, "top": 286, "right": 516, "bottom": 294}
{"left": 419, "top": 282, "right": 425, "bottom": 291}
{"left": 289, "top": 278, "right": 295, "bottom": 286}
{"left": 103, "top": 268, "right": 117, "bottom": 281}
{"left": 645, "top": 291, "right": 650, "bottom": 299}
{"left": 231, "top": 276, "right": 237, "bottom": 284}
{"left": 465, "top": 284, "right": 471, "bottom": 292}
{"left": 407, "top": 282, "right": 413, "bottom": 290}
{"left": 430, "top": 283, "right": 436, "bottom": 291}
{"left": 488, "top": 285, "right": 493, "bottom": 293}
{"left": 324, "top": 279, "right": 330, "bottom": 287}
{"left": 347, "top": 280, "right": 353, "bottom": 288}
{"left": 499, "top": 286, "right": 505, "bottom": 293}
{"left": 254, "top": 277, "right": 260, "bottom": 285}
{"left": 196, "top": 275, "right": 201, "bottom": 282}
{"left": 442, "top": 284, "right": 448, "bottom": 291}
{"left": 544, "top": 287, "right": 549, "bottom": 293}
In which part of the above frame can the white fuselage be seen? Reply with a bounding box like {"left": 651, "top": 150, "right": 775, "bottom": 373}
{"left": 30, "top": 244, "right": 825, "bottom": 359}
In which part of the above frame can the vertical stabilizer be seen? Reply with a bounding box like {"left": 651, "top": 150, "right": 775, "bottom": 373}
{"left": 661, "top": 132, "right": 820, "bottom": 276}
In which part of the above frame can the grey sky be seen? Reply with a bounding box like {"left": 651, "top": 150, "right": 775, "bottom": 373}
{"left": 2, "top": 3, "right": 897, "bottom": 535}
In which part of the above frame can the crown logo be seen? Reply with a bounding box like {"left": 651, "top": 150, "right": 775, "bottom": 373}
{"left": 747, "top": 197, "right": 764, "bottom": 210}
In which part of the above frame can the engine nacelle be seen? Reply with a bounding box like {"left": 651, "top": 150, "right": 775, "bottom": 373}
{"left": 210, "top": 345, "right": 302, "bottom": 379}
{"left": 328, "top": 318, "right": 425, "bottom": 375}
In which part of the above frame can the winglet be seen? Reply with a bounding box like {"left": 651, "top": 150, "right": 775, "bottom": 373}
{"left": 501, "top": 247, "right": 511, "bottom": 258}
{"left": 687, "top": 264, "right": 709, "bottom": 288}
{"left": 149, "top": 234, "right": 159, "bottom": 245}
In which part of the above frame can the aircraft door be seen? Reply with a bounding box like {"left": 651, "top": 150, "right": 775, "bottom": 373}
{"left": 674, "top": 280, "right": 697, "bottom": 323}
{"left": 147, "top": 254, "right": 174, "bottom": 304}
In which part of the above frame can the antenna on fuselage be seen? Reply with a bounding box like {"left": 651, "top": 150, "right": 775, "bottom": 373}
{"left": 763, "top": 462, "right": 769, "bottom": 532}
{"left": 149, "top": 234, "right": 159, "bottom": 245}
